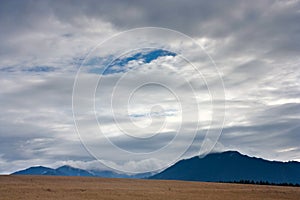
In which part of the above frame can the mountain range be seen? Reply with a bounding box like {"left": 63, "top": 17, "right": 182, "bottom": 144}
{"left": 150, "top": 151, "right": 300, "bottom": 184}
{"left": 12, "top": 165, "right": 152, "bottom": 179}
{"left": 12, "top": 151, "right": 300, "bottom": 184}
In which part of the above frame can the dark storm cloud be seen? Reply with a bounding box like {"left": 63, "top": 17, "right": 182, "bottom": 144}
{"left": 1, "top": 0, "right": 298, "bottom": 39}
{"left": 1, "top": 0, "right": 299, "bottom": 65}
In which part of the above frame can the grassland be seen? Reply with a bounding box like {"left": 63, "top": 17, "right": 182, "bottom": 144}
{"left": 0, "top": 175, "right": 299, "bottom": 200}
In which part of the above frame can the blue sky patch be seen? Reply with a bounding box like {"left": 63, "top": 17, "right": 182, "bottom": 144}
{"left": 23, "top": 66, "right": 56, "bottom": 73}
{"left": 0, "top": 66, "right": 56, "bottom": 73}
{"left": 101, "top": 49, "right": 176, "bottom": 75}
{"left": 111, "top": 49, "right": 176, "bottom": 67}
{"left": 0, "top": 67, "right": 16, "bottom": 72}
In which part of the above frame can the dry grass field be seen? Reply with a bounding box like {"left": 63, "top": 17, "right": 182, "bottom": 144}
{"left": 0, "top": 175, "right": 300, "bottom": 200}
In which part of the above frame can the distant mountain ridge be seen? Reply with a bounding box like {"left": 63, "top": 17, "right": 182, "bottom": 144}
{"left": 12, "top": 166, "right": 62, "bottom": 176}
{"left": 150, "top": 151, "right": 300, "bottom": 184}
{"left": 12, "top": 151, "right": 300, "bottom": 184}
{"left": 12, "top": 165, "right": 152, "bottom": 179}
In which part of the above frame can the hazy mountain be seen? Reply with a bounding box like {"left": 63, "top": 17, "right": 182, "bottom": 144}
{"left": 11, "top": 165, "right": 152, "bottom": 179}
{"left": 150, "top": 151, "right": 300, "bottom": 184}
{"left": 12, "top": 166, "right": 64, "bottom": 176}
{"left": 56, "top": 165, "right": 94, "bottom": 177}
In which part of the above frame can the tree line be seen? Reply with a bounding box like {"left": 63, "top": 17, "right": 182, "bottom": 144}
{"left": 220, "top": 180, "right": 300, "bottom": 187}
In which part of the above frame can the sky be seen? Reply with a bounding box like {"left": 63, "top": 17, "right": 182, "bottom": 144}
{"left": 0, "top": 0, "right": 300, "bottom": 174}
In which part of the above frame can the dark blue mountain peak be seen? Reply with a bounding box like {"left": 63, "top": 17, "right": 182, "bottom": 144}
{"left": 150, "top": 151, "right": 300, "bottom": 184}
{"left": 221, "top": 150, "right": 242, "bottom": 156}
{"left": 205, "top": 150, "right": 242, "bottom": 157}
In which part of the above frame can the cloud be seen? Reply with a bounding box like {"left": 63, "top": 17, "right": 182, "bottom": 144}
{"left": 0, "top": 0, "right": 299, "bottom": 173}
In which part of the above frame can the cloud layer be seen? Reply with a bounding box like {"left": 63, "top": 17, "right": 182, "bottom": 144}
{"left": 0, "top": 0, "right": 299, "bottom": 174}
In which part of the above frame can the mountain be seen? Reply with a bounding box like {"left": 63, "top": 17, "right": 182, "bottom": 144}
{"left": 12, "top": 166, "right": 64, "bottom": 176}
{"left": 89, "top": 170, "right": 128, "bottom": 178}
{"left": 88, "top": 170, "right": 151, "bottom": 178}
{"left": 12, "top": 165, "right": 151, "bottom": 179}
{"left": 150, "top": 151, "right": 300, "bottom": 184}
{"left": 56, "top": 165, "right": 94, "bottom": 177}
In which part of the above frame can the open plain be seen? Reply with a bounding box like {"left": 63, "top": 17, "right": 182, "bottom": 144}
{"left": 0, "top": 175, "right": 300, "bottom": 200}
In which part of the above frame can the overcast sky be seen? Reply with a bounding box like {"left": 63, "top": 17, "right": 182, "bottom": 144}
{"left": 0, "top": 0, "right": 300, "bottom": 174}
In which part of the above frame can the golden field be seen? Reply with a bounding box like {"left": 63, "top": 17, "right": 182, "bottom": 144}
{"left": 0, "top": 175, "right": 299, "bottom": 200}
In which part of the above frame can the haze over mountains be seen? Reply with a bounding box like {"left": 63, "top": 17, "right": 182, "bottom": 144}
{"left": 12, "top": 151, "right": 300, "bottom": 184}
